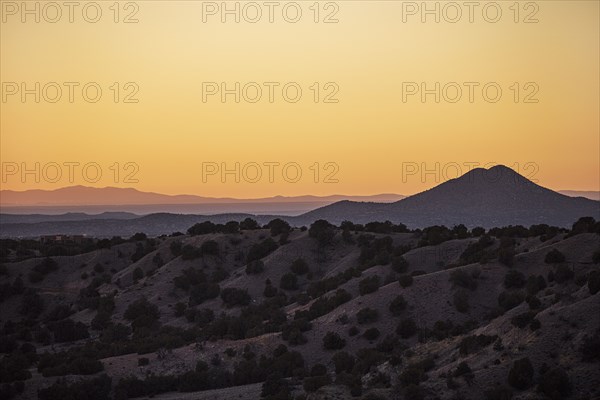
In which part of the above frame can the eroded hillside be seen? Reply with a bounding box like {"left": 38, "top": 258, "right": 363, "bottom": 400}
{"left": 1, "top": 218, "right": 599, "bottom": 400}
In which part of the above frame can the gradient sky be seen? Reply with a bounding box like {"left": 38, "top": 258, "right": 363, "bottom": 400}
{"left": 1, "top": 1, "right": 598, "bottom": 198}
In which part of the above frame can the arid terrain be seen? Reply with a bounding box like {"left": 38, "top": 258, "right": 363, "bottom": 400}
{"left": 1, "top": 215, "right": 599, "bottom": 400}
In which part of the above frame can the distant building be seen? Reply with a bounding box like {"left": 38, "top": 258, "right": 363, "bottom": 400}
{"left": 40, "top": 234, "right": 86, "bottom": 244}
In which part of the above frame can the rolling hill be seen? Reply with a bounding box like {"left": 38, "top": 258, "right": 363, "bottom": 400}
{"left": 0, "top": 218, "right": 598, "bottom": 400}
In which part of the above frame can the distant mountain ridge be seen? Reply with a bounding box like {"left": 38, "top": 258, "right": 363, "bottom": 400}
{"left": 0, "top": 186, "right": 405, "bottom": 206}
{"left": 1, "top": 165, "right": 598, "bottom": 237}
{"left": 558, "top": 190, "right": 600, "bottom": 201}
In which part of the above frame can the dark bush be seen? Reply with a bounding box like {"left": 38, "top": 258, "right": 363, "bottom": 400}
{"left": 580, "top": 330, "right": 600, "bottom": 361}
{"left": 389, "top": 295, "right": 407, "bottom": 316}
{"left": 398, "top": 274, "right": 413, "bottom": 288}
{"left": 19, "top": 289, "right": 44, "bottom": 318}
{"left": 303, "top": 375, "right": 331, "bottom": 392}
{"left": 498, "top": 291, "right": 525, "bottom": 311}
{"left": 187, "top": 221, "right": 217, "bottom": 236}
{"left": 263, "top": 280, "right": 278, "bottom": 298}
{"left": 170, "top": 241, "right": 182, "bottom": 256}
{"left": 189, "top": 283, "right": 220, "bottom": 305}
{"left": 267, "top": 219, "right": 291, "bottom": 237}
{"left": 200, "top": 240, "right": 220, "bottom": 256}
{"left": 332, "top": 352, "right": 355, "bottom": 374}
{"left": 504, "top": 270, "right": 526, "bottom": 289}
{"left": 261, "top": 373, "right": 291, "bottom": 399}
{"left": 356, "top": 308, "right": 379, "bottom": 324}
{"left": 589, "top": 270, "right": 600, "bottom": 295}
{"left": 181, "top": 245, "right": 202, "bottom": 260}
{"left": 525, "top": 295, "right": 541, "bottom": 310}
{"left": 538, "top": 368, "right": 571, "bottom": 400}
{"left": 459, "top": 334, "right": 497, "bottom": 356}
{"left": 279, "top": 273, "right": 298, "bottom": 291}
{"left": 323, "top": 332, "right": 346, "bottom": 350}
{"left": 459, "top": 235, "right": 494, "bottom": 265}
{"left": 240, "top": 218, "right": 260, "bottom": 230}
{"left": 507, "top": 357, "right": 533, "bottom": 390}
{"left": 247, "top": 238, "right": 278, "bottom": 263}
{"left": 526, "top": 275, "right": 546, "bottom": 295}
{"left": 291, "top": 258, "right": 309, "bottom": 275}
{"left": 483, "top": 386, "right": 513, "bottom": 400}
{"left": 450, "top": 269, "right": 478, "bottom": 290}
{"left": 359, "top": 276, "right": 380, "bottom": 295}
{"left": 309, "top": 220, "right": 336, "bottom": 246}
{"left": 453, "top": 290, "right": 470, "bottom": 313}
{"left": 363, "top": 328, "right": 380, "bottom": 341}
{"left": 124, "top": 297, "right": 160, "bottom": 329}
{"left": 38, "top": 374, "right": 111, "bottom": 400}
{"left": 132, "top": 267, "right": 144, "bottom": 282}
{"left": 246, "top": 260, "right": 265, "bottom": 275}
{"left": 510, "top": 312, "right": 536, "bottom": 329}
{"left": 392, "top": 256, "right": 409, "bottom": 273}
{"left": 545, "top": 249, "right": 565, "bottom": 264}
{"left": 553, "top": 264, "right": 574, "bottom": 283}
{"left": 100, "top": 323, "right": 130, "bottom": 343}
{"left": 49, "top": 319, "right": 89, "bottom": 343}
{"left": 396, "top": 318, "right": 417, "bottom": 339}
{"left": 220, "top": 288, "right": 251, "bottom": 307}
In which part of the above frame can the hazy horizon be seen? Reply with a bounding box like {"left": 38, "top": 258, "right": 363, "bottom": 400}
{"left": 2, "top": 2, "right": 599, "bottom": 198}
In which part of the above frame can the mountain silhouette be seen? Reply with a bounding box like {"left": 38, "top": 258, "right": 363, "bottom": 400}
{"left": 297, "top": 165, "right": 599, "bottom": 227}
{"left": 0, "top": 186, "right": 404, "bottom": 206}
{"left": 1, "top": 165, "right": 598, "bottom": 236}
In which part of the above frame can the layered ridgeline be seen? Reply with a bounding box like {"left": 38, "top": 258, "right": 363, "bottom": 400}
{"left": 301, "top": 165, "right": 600, "bottom": 227}
{"left": 1, "top": 166, "right": 598, "bottom": 237}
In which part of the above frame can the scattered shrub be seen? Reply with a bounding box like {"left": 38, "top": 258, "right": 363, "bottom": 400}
{"left": 507, "top": 357, "right": 533, "bottom": 390}
{"left": 363, "top": 327, "right": 380, "bottom": 341}
{"left": 389, "top": 295, "right": 407, "bottom": 316}
{"left": 545, "top": 249, "right": 565, "bottom": 264}
{"left": 279, "top": 273, "right": 298, "bottom": 291}
{"left": 453, "top": 290, "right": 470, "bottom": 313}
{"left": 504, "top": 270, "right": 526, "bottom": 289}
{"left": 483, "top": 386, "right": 513, "bottom": 400}
{"left": 459, "top": 334, "right": 497, "bottom": 356}
{"left": 498, "top": 291, "right": 525, "bottom": 311}
{"left": 38, "top": 374, "right": 111, "bottom": 400}
{"left": 356, "top": 308, "right": 379, "bottom": 324}
{"left": 323, "top": 332, "right": 346, "bottom": 350}
{"left": 553, "top": 264, "right": 574, "bottom": 283}
{"left": 359, "top": 276, "right": 380, "bottom": 295}
{"left": 49, "top": 319, "right": 89, "bottom": 343}
{"left": 396, "top": 318, "right": 417, "bottom": 339}
{"left": 579, "top": 330, "right": 600, "bottom": 361}
{"left": 398, "top": 274, "right": 413, "bottom": 288}
{"left": 392, "top": 256, "right": 409, "bottom": 273}
{"left": 245, "top": 260, "right": 265, "bottom": 275}
{"left": 220, "top": 288, "right": 251, "bottom": 307}
{"left": 332, "top": 352, "right": 355, "bottom": 374}
{"left": 308, "top": 220, "right": 336, "bottom": 246}
{"left": 588, "top": 270, "right": 600, "bottom": 295}
{"left": 538, "top": 367, "right": 571, "bottom": 400}
{"left": 291, "top": 258, "right": 309, "bottom": 275}
{"left": 247, "top": 238, "right": 278, "bottom": 263}
{"left": 132, "top": 267, "right": 144, "bottom": 282}
{"left": 450, "top": 269, "right": 478, "bottom": 290}
{"left": 124, "top": 297, "right": 160, "bottom": 329}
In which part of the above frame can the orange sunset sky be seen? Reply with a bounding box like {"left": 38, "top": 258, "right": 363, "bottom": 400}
{"left": 1, "top": 0, "right": 599, "bottom": 198}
